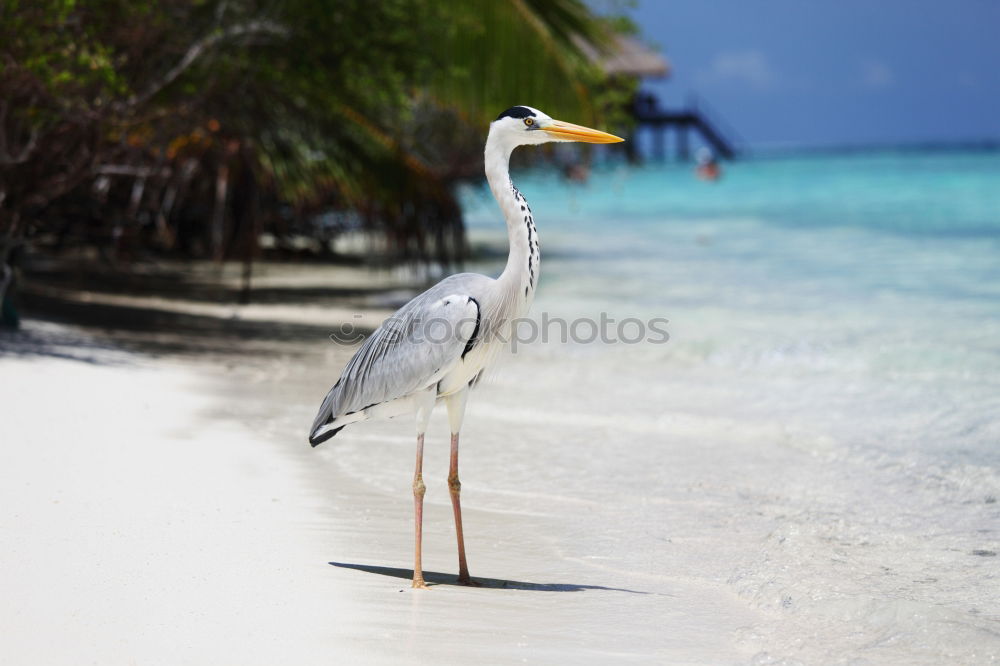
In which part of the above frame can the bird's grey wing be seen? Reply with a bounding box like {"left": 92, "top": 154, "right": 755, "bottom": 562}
{"left": 309, "top": 283, "right": 484, "bottom": 440}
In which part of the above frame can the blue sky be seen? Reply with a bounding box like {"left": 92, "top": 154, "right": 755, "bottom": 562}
{"left": 625, "top": 0, "right": 1000, "bottom": 148}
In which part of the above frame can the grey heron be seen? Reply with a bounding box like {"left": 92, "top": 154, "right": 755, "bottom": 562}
{"left": 308, "top": 106, "right": 623, "bottom": 588}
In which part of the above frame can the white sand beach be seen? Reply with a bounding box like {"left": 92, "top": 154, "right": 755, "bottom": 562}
{"left": 1, "top": 318, "right": 762, "bottom": 665}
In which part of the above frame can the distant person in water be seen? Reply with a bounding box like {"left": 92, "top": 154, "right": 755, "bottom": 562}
{"left": 695, "top": 147, "right": 721, "bottom": 181}
{"left": 562, "top": 162, "right": 590, "bottom": 183}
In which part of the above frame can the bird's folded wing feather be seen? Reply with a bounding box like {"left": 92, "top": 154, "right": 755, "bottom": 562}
{"left": 309, "top": 284, "right": 482, "bottom": 436}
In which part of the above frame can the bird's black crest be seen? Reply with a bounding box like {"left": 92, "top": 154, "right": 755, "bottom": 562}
{"left": 496, "top": 106, "right": 536, "bottom": 121}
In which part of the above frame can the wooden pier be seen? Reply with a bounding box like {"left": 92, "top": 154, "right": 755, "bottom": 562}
{"left": 629, "top": 92, "right": 739, "bottom": 162}
{"left": 581, "top": 36, "right": 740, "bottom": 162}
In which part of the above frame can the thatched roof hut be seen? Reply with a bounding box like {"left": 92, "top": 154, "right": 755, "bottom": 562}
{"left": 582, "top": 35, "right": 671, "bottom": 79}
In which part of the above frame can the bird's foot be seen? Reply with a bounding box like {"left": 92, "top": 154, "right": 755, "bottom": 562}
{"left": 457, "top": 575, "right": 481, "bottom": 587}
{"left": 411, "top": 578, "right": 431, "bottom": 590}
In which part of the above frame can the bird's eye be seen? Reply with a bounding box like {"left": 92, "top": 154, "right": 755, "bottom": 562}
{"left": 524, "top": 118, "right": 534, "bottom": 127}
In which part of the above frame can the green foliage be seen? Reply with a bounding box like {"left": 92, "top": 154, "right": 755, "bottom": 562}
{"left": 428, "top": 0, "right": 612, "bottom": 125}
{"left": 1, "top": 0, "right": 634, "bottom": 264}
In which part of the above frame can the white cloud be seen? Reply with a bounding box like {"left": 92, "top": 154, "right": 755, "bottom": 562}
{"left": 861, "top": 59, "right": 894, "bottom": 89}
{"left": 697, "top": 50, "right": 777, "bottom": 91}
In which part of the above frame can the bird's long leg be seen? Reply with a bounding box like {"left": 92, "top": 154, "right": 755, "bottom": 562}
{"left": 445, "top": 389, "right": 479, "bottom": 586}
{"left": 411, "top": 387, "right": 436, "bottom": 590}
{"left": 411, "top": 432, "right": 428, "bottom": 589}
{"left": 448, "top": 432, "right": 474, "bottom": 584}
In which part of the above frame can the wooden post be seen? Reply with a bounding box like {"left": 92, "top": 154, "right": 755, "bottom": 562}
{"left": 677, "top": 125, "right": 690, "bottom": 161}
{"left": 624, "top": 131, "right": 640, "bottom": 164}
{"left": 211, "top": 162, "right": 229, "bottom": 262}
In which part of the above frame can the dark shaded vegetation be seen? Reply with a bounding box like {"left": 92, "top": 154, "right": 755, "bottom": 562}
{"left": 0, "top": 0, "right": 637, "bottom": 315}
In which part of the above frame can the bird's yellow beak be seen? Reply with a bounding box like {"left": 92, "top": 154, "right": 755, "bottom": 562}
{"left": 542, "top": 119, "right": 624, "bottom": 144}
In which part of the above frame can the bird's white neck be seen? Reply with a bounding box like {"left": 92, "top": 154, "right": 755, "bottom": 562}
{"left": 484, "top": 129, "right": 540, "bottom": 311}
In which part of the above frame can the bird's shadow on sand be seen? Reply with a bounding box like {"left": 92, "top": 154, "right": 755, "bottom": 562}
{"left": 329, "top": 562, "right": 653, "bottom": 594}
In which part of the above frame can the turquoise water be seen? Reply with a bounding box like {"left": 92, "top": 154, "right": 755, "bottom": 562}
{"left": 463, "top": 149, "right": 1000, "bottom": 336}
{"left": 479, "top": 150, "right": 1000, "bottom": 236}
{"left": 455, "top": 149, "right": 1000, "bottom": 661}
{"left": 468, "top": 149, "right": 1000, "bottom": 463}
{"left": 461, "top": 150, "right": 1000, "bottom": 381}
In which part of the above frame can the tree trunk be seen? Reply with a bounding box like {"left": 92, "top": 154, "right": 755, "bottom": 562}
{"left": 211, "top": 163, "right": 229, "bottom": 262}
